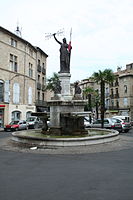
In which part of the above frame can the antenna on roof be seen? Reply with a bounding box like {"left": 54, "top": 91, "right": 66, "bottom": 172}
{"left": 15, "top": 22, "right": 22, "bottom": 37}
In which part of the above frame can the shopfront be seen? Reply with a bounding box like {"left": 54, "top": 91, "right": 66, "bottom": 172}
{"left": 0, "top": 105, "right": 5, "bottom": 127}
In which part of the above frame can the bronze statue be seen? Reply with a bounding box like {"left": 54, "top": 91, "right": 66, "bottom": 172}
{"left": 74, "top": 82, "right": 81, "bottom": 94}
{"left": 53, "top": 33, "right": 72, "bottom": 73}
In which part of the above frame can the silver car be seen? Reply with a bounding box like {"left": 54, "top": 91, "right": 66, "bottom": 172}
{"left": 112, "top": 117, "right": 131, "bottom": 133}
{"left": 91, "top": 118, "right": 122, "bottom": 132}
{"left": 26, "top": 116, "right": 43, "bottom": 129}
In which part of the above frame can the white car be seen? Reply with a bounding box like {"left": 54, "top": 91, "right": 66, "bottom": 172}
{"left": 26, "top": 116, "right": 43, "bottom": 129}
{"left": 112, "top": 116, "right": 131, "bottom": 133}
{"left": 84, "top": 117, "right": 91, "bottom": 128}
{"left": 90, "top": 118, "right": 122, "bottom": 132}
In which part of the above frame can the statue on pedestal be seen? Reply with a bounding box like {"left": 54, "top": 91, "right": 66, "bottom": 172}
{"left": 53, "top": 30, "right": 72, "bottom": 73}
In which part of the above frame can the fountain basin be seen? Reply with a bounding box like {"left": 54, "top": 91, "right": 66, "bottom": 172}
{"left": 12, "top": 128, "right": 119, "bottom": 147}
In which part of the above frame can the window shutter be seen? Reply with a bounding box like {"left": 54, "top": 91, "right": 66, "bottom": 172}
{"left": 4, "top": 80, "right": 10, "bottom": 103}
{"left": 13, "top": 83, "right": 20, "bottom": 104}
{"left": 28, "top": 87, "right": 32, "bottom": 104}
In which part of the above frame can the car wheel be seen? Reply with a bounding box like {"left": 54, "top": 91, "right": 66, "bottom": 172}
{"left": 124, "top": 130, "right": 129, "bottom": 133}
{"left": 15, "top": 127, "right": 19, "bottom": 131}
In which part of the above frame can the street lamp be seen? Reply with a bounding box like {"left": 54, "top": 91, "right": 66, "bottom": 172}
{"left": 9, "top": 74, "right": 20, "bottom": 83}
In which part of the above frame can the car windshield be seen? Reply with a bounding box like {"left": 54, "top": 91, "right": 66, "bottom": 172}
{"left": 84, "top": 117, "right": 90, "bottom": 122}
{"left": 111, "top": 118, "right": 121, "bottom": 123}
{"left": 10, "top": 121, "right": 19, "bottom": 125}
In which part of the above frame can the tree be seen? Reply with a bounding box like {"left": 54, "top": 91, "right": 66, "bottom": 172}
{"left": 83, "top": 87, "right": 95, "bottom": 111}
{"left": 83, "top": 87, "right": 99, "bottom": 123}
{"left": 93, "top": 69, "right": 115, "bottom": 128}
{"left": 45, "top": 73, "right": 61, "bottom": 94}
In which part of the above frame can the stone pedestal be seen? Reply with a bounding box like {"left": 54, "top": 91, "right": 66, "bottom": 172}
{"left": 47, "top": 71, "right": 88, "bottom": 136}
{"left": 48, "top": 100, "right": 87, "bottom": 135}
{"left": 58, "top": 73, "right": 72, "bottom": 101}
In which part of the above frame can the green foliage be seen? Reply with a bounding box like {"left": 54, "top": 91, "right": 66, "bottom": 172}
{"left": 92, "top": 69, "right": 115, "bottom": 128}
{"left": 93, "top": 69, "right": 115, "bottom": 84}
{"left": 45, "top": 72, "right": 59, "bottom": 92}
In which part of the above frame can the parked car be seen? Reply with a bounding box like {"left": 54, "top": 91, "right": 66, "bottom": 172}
{"left": 26, "top": 116, "right": 43, "bottom": 129}
{"left": 112, "top": 116, "right": 131, "bottom": 132}
{"left": 84, "top": 117, "right": 91, "bottom": 128}
{"left": 4, "top": 120, "right": 28, "bottom": 131}
{"left": 90, "top": 118, "right": 122, "bottom": 132}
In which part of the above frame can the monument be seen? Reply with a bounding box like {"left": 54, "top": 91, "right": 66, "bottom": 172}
{"left": 46, "top": 29, "right": 87, "bottom": 135}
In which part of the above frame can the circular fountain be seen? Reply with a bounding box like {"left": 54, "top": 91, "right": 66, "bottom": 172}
{"left": 12, "top": 128, "right": 119, "bottom": 147}
{"left": 11, "top": 33, "right": 120, "bottom": 148}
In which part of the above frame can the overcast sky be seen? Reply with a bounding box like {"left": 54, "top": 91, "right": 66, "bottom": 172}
{"left": 1, "top": 0, "right": 133, "bottom": 82}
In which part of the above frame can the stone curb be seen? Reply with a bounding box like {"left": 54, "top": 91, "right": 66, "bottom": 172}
{"left": 12, "top": 128, "right": 119, "bottom": 147}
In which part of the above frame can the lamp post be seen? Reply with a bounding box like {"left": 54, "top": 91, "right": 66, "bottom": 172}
{"left": 9, "top": 74, "right": 20, "bottom": 83}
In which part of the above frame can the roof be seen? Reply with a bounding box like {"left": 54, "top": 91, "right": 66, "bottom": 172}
{"left": 35, "top": 46, "right": 48, "bottom": 57}
{"left": 0, "top": 26, "right": 48, "bottom": 57}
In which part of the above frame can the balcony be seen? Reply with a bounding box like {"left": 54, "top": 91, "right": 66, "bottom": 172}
{"left": 114, "top": 93, "right": 119, "bottom": 98}
{"left": 115, "top": 81, "right": 119, "bottom": 86}
{"left": 42, "top": 67, "right": 46, "bottom": 75}
{"left": 42, "top": 85, "right": 46, "bottom": 91}
{"left": 110, "top": 94, "right": 114, "bottom": 98}
{"left": 109, "top": 106, "right": 119, "bottom": 110}
{"left": 35, "top": 100, "right": 47, "bottom": 107}
{"left": 37, "top": 82, "right": 42, "bottom": 90}
{"left": 37, "top": 65, "right": 42, "bottom": 72}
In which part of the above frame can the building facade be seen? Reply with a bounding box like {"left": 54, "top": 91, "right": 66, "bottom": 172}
{"left": 79, "top": 65, "right": 133, "bottom": 121}
{"left": 109, "top": 65, "right": 133, "bottom": 119}
{"left": 0, "top": 26, "right": 48, "bottom": 127}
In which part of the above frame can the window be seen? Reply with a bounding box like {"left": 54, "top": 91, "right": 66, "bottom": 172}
{"left": 28, "top": 87, "right": 32, "bottom": 105}
{"left": 0, "top": 80, "right": 4, "bottom": 102}
{"left": 111, "top": 100, "right": 114, "bottom": 107}
{"left": 105, "top": 99, "right": 109, "bottom": 109}
{"left": 105, "top": 87, "right": 109, "bottom": 97}
{"left": 123, "top": 98, "right": 128, "bottom": 106}
{"left": 124, "top": 85, "right": 127, "bottom": 93}
{"left": 38, "top": 74, "right": 40, "bottom": 82}
{"left": 38, "top": 59, "right": 40, "bottom": 66}
{"left": 42, "top": 92, "right": 44, "bottom": 101}
{"left": 115, "top": 78, "right": 119, "bottom": 86}
{"left": 0, "top": 110, "right": 4, "bottom": 127}
{"left": 111, "top": 89, "right": 113, "bottom": 97}
{"left": 26, "top": 111, "right": 32, "bottom": 119}
{"left": 10, "top": 54, "right": 18, "bottom": 72}
{"left": 10, "top": 38, "right": 17, "bottom": 47}
{"left": 29, "top": 63, "right": 33, "bottom": 78}
{"left": 38, "top": 91, "right": 40, "bottom": 100}
{"left": 115, "top": 88, "right": 119, "bottom": 98}
{"left": 12, "top": 111, "right": 21, "bottom": 121}
{"left": 29, "top": 49, "right": 33, "bottom": 56}
{"left": 116, "top": 100, "right": 119, "bottom": 108}
{"left": 13, "top": 83, "right": 20, "bottom": 104}
{"left": 42, "top": 77, "right": 45, "bottom": 85}
{"left": 42, "top": 62, "right": 45, "bottom": 68}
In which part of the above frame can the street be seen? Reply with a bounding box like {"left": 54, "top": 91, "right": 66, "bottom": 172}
{"left": 0, "top": 129, "right": 133, "bottom": 200}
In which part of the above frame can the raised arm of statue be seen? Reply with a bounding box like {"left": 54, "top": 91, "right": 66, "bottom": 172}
{"left": 53, "top": 33, "right": 62, "bottom": 45}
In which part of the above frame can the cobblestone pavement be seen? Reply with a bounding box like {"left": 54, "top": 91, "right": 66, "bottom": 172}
{"left": 0, "top": 134, "right": 133, "bottom": 155}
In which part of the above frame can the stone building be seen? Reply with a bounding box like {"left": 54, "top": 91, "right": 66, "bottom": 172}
{"left": 78, "top": 65, "right": 133, "bottom": 120}
{"left": 109, "top": 65, "right": 133, "bottom": 119}
{"left": 0, "top": 26, "right": 48, "bottom": 127}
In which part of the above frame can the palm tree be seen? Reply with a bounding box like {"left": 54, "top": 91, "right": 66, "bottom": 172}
{"left": 83, "top": 87, "right": 94, "bottom": 111}
{"left": 45, "top": 72, "right": 60, "bottom": 92}
{"left": 93, "top": 69, "right": 115, "bottom": 128}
